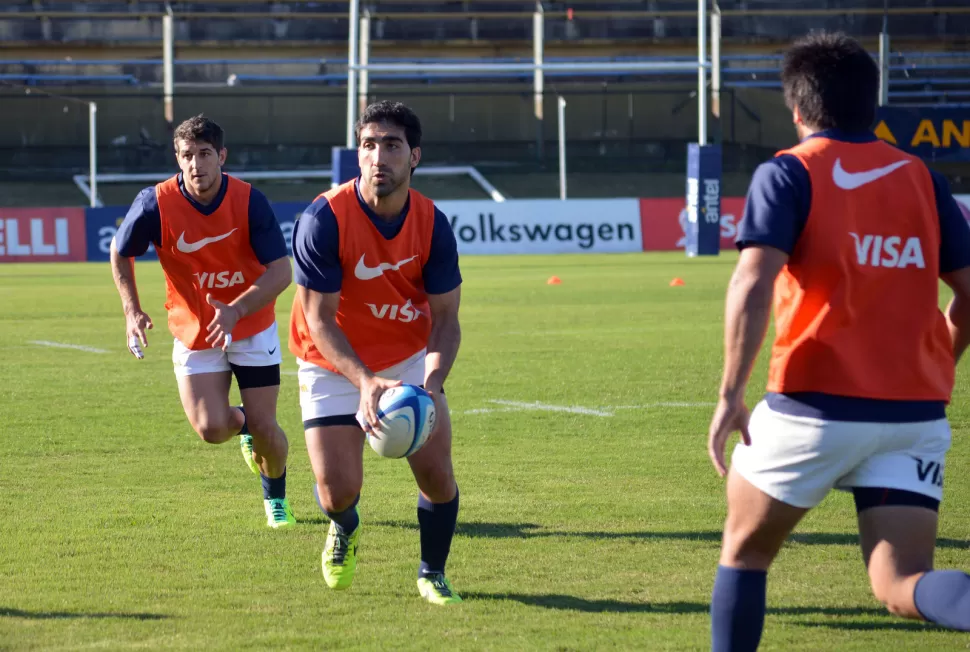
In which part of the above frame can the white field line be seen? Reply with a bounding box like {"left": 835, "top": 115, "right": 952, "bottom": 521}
{"left": 28, "top": 340, "right": 108, "bottom": 354}
{"left": 458, "top": 400, "right": 715, "bottom": 417}
{"left": 488, "top": 400, "right": 613, "bottom": 417}
{"left": 609, "top": 402, "right": 716, "bottom": 409}
{"left": 461, "top": 407, "right": 521, "bottom": 415}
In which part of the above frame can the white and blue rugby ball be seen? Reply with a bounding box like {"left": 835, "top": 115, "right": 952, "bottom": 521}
{"left": 367, "top": 384, "right": 437, "bottom": 459}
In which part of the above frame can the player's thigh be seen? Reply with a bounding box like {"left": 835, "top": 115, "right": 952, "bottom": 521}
{"left": 304, "top": 424, "right": 365, "bottom": 497}
{"left": 232, "top": 363, "right": 282, "bottom": 434}
{"left": 720, "top": 466, "right": 809, "bottom": 569}
{"left": 176, "top": 370, "right": 234, "bottom": 431}
{"left": 298, "top": 358, "right": 366, "bottom": 493}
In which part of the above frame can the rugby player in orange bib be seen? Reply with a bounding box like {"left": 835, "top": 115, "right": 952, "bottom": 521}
{"left": 706, "top": 33, "right": 970, "bottom": 650}
{"left": 289, "top": 101, "right": 463, "bottom": 604}
{"left": 109, "top": 115, "right": 295, "bottom": 529}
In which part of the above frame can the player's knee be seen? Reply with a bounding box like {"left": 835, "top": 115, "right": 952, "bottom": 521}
{"left": 719, "top": 532, "right": 777, "bottom": 570}
{"left": 878, "top": 589, "right": 921, "bottom": 620}
{"left": 315, "top": 482, "right": 359, "bottom": 514}
{"left": 413, "top": 467, "right": 455, "bottom": 502}
{"left": 196, "top": 421, "right": 232, "bottom": 444}
{"left": 248, "top": 416, "right": 285, "bottom": 445}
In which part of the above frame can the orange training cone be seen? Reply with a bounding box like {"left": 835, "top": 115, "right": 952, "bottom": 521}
{"left": 669, "top": 277, "right": 685, "bottom": 287}
{"left": 547, "top": 276, "right": 562, "bottom": 285}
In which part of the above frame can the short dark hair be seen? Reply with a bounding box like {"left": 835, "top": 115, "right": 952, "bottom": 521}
{"left": 355, "top": 101, "right": 422, "bottom": 149}
{"left": 173, "top": 114, "right": 225, "bottom": 151}
{"left": 781, "top": 32, "right": 879, "bottom": 132}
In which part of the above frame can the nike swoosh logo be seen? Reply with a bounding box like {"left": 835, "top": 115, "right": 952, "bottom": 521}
{"left": 832, "top": 158, "right": 911, "bottom": 190}
{"left": 354, "top": 254, "right": 418, "bottom": 281}
{"left": 268, "top": 347, "right": 277, "bottom": 355}
{"left": 176, "top": 228, "right": 238, "bottom": 253}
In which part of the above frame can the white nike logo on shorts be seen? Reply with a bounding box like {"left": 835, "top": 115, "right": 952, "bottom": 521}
{"left": 176, "top": 229, "right": 238, "bottom": 253}
{"left": 832, "top": 158, "right": 911, "bottom": 190}
{"left": 354, "top": 254, "right": 418, "bottom": 281}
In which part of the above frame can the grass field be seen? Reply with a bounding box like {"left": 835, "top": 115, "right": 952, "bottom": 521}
{"left": 3, "top": 252, "right": 970, "bottom": 651}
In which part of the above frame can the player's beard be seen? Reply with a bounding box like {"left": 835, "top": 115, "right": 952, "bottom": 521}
{"left": 371, "top": 170, "right": 405, "bottom": 198}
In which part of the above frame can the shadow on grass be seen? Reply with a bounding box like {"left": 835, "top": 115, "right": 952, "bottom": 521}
{"left": 296, "top": 515, "right": 330, "bottom": 525}
{"left": 462, "top": 595, "right": 898, "bottom": 619}
{"left": 461, "top": 593, "right": 702, "bottom": 614}
{"left": 462, "top": 594, "right": 939, "bottom": 631}
{"left": 371, "top": 520, "right": 969, "bottom": 549}
{"left": 0, "top": 607, "right": 169, "bottom": 621}
{"left": 798, "top": 620, "right": 939, "bottom": 631}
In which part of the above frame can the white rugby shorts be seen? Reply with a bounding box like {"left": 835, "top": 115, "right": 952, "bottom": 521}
{"left": 731, "top": 400, "right": 950, "bottom": 509}
{"left": 298, "top": 348, "right": 426, "bottom": 422}
{"left": 172, "top": 322, "right": 283, "bottom": 376}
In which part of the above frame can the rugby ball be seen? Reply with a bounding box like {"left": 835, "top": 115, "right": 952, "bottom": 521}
{"left": 366, "top": 384, "right": 436, "bottom": 459}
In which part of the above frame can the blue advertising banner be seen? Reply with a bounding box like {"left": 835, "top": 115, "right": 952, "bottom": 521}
{"left": 874, "top": 107, "right": 970, "bottom": 161}
{"left": 684, "top": 143, "right": 722, "bottom": 257}
{"left": 84, "top": 201, "right": 310, "bottom": 262}
{"left": 85, "top": 206, "right": 157, "bottom": 262}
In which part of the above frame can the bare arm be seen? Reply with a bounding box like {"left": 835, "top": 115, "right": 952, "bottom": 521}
{"left": 719, "top": 246, "right": 788, "bottom": 400}
{"left": 110, "top": 237, "right": 153, "bottom": 357}
{"left": 943, "top": 266, "right": 970, "bottom": 364}
{"left": 298, "top": 286, "right": 373, "bottom": 388}
{"left": 707, "top": 245, "right": 787, "bottom": 475}
{"left": 110, "top": 238, "right": 142, "bottom": 315}
{"left": 229, "top": 257, "right": 292, "bottom": 319}
{"left": 424, "top": 286, "right": 462, "bottom": 395}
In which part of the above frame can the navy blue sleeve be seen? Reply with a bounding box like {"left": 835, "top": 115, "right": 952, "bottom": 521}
{"left": 247, "top": 188, "right": 288, "bottom": 265}
{"left": 423, "top": 207, "right": 462, "bottom": 295}
{"left": 114, "top": 187, "right": 160, "bottom": 257}
{"left": 931, "top": 170, "right": 970, "bottom": 274}
{"left": 292, "top": 196, "right": 342, "bottom": 293}
{"left": 736, "top": 154, "right": 812, "bottom": 255}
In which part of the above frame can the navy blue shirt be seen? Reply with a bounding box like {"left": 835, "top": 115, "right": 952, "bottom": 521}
{"left": 293, "top": 179, "right": 462, "bottom": 295}
{"left": 114, "top": 173, "right": 288, "bottom": 265}
{"left": 737, "top": 129, "right": 970, "bottom": 422}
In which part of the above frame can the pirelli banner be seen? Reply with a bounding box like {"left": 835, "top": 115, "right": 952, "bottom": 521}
{"left": 874, "top": 107, "right": 970, "bottom": 161}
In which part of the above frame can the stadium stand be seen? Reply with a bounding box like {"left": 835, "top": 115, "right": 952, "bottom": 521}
{"left": 1, "top": 1, "right": 969, "bottom": 46}
{"left": 1, "top": 1, "right": 968, "bottom": 204}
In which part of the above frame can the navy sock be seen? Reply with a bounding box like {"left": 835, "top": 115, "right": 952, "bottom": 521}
{"left": 417, "top": 487, "right": 459, "bottom": 578}
{"left": 236, "top": 406, "right": 248, "bottom": 436}
{"left": 314, "top": 485, "right": 359, "bottom": 535}
{"left": 914, "top": 570, "right": 970, "bottom": 631}
{"left": 711, "top": 565, "right": 767, "bottom": 652}
{"left": 260, "top": 468, "right": 286, "bottom": 500}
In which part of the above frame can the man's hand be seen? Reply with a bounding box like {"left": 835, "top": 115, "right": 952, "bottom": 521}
{"left": 357, "top": 375, "right": 402, "bottom": 433}
{"left": 125, "top": 309, "right": 153, "bottom": 359}
{"left": 707, "top": 393, "right": 751, "bottom": 477}
{"left": 205, "top": 293, "right": 241, "bottom": 351}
